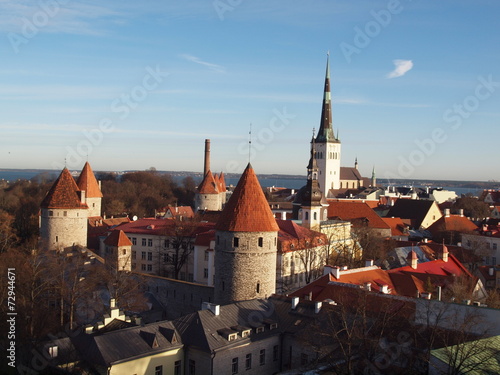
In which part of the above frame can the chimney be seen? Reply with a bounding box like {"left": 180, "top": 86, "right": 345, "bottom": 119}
{"left": 364, "top": 282, "right": 372, "bottom": 292}
{"left": 314, "top": 301, "right": 322, "bottom": 314}
{"left": 341, "top": 265, "right": 348, "bottom": 271}
{"left": 323, "top": 265, "right": 333, "bottom": 276}
{"left": 459, "top": 209, "right": 464, "bottom": 217}
{"left": 110, "top": 298, "right": 116, "bottom": 308}
{"left": 204, "top": 139, "right": 211, "bottom": 176}
{"left": 98, "top": 180, "right": 102, "bottom": 190}
{"left": 441, "top": 245, "right": 449, "bottom": 263}
{"left": 489, "top": 267, "right": 494, "bottom": 276}
{"left": 437, "top": 286, "right": 442, "bottom": 301}
{"left": 407, "top": 250, "right": 418, "bottom": 269}
{"left": 444, "top": 208, "right": 450, "bottom": 217}
{"left": 80, "top": 190, "right": 86, "bottom": 204}
{"left": 365, "top": 259, "right": 374, "bottom": 267}
{"left": 291, "top": 296, "right": 299, "bottom": 310}
{"left": 332, "top": 266, "right": 340, "bottom": 279}
{"left": 380, "top": 285, "right": 389, "bottom": 294}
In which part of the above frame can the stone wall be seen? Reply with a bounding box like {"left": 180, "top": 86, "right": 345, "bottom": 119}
{"left": 40, "top": 207, "right": 88, "bottom": 250}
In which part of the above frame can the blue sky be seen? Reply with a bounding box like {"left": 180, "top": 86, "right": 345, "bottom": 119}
{"left": 1, "top": 0, "right": 499, "bottom": 181}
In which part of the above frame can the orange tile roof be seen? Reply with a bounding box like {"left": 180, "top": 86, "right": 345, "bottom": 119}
{"left": 76, "top": 162, "right": 103, "bottom": 198}
{"left": 382, "top": 217, "right": 408, "bottom": 236}
{"left": 276, "top": 219, "right": 327, "bottom": 253}
{"left": 198, "top": 170, "right": 219, "bottom": 194}
{"left": 215, "top": 163, "right": 279, "bottom": 232}
{"left": 427, "top": 215, "right": 478, "bottom": 235}
{"left": 219, "top": 171, "right": 226, "bottom": 191}
{"left": 41, "top": 168, "right": 88, "bottom": 209}
{"left": 327, "top": 201, "right": 390, "bottom": 230}
{"left": 104, "top": 230, "right": 132, "bottom": 247}
{"left": 165, "top": 206, "right": 195, "bottom": 218}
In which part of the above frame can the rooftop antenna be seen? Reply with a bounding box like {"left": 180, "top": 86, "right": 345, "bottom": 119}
{"left": 248, "top": 123, "right": 252, "bottom": 163}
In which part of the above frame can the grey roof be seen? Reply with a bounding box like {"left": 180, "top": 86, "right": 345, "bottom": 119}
{"left": 386, "top": 199, "right": 436, "bottom": 228}
{"left": 173, "top": 297, "right": 307, "bottom": 353}
{"left": 385, "top": 246, "right": 431, "bottom": 269}
{"left": 74, "top": 320, "right": 182, "bottom": 367}
{"left": 339, "top": 167, "right": 362, "bottom": 181}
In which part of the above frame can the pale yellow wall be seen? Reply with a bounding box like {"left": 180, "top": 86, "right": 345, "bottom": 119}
{"left": 420, "top": 202, "right": 443, "bottom": 229}
{"left": 109, "top": 347, "right": 183, "bottom": 375}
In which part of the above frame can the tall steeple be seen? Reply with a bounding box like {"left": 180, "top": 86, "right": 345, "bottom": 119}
{"left": 315, "top": 53, "right": 337, "bottom": 144}
{"left": 371, "top": 166, "right": 377, "bottom": 187}
{"left": 312, "top": 54, "right": 342, "bottom": 195}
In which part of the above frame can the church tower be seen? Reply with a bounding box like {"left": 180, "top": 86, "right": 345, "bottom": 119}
{"left": 315, "top": 54, "right": 341, "bottom": 197}
{"left": 300, "top": 136, "right": 328, "bottom": 231}
{"left": 40, "top": 168, "right": 89, "bottom": 250}
{"left": 214, "top": 164, "right": 279, "bottom": 305}
{"left": 76, "top": 162, "right": 103, "bottom": 217}
{"left": 371, "top": 166, "right": 377, "bottom": 187}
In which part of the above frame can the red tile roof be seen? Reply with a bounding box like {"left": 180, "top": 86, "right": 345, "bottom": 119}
{"left": 427, "top": 215, "right": 478, "bottom": 236}
{"left": 215, "top": 164, "right": 279, "bottom": 232}
{"left": 41, "top": 168, "right": 88, "bottom": 209}
{"left": 198, "top": 170, "right": 219, "bottom": 194}
{"left": 114, "top": 218, "right": 214, "bottom": 236}
{"left": 382, "top": 217, "right": 408, "bottom": 236}
{"left": 219, "top": 172, "right": 226, "bottom": 192}
{"left": 76, "top": 162, "right": 103, "bottom": 198}
{"left": 165, "top": 206, "right": 195, "bottom": 218}
{"left": 276, "top": 219, "right": 327, "bottom": 253}
{"left": 194, "top": 229, "right": 216, "bottom": 246}
{"left": 327, "top": 201, "right": 390, "bottom": 230}
{"left": 104, "top": 230, "right": 133, "bottom": 247}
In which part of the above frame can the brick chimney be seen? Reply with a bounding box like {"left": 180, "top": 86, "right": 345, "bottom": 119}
{"left": 204, "top": 139, "right": 211, "bottom": 176}
{"left": 440, "top": 244, "right": 449, "bottom": 262}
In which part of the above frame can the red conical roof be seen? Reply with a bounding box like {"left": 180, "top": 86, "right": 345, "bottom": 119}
{"left": 198, "top": 170, "right": 219, "bottom": 194}
{"left": 41, "top": 168, "right": 88, "bottom": 209}
{"left": 219, "top": 171, "right": 226, "bottom": 192}
{"left": 215, "top": 164, "right": 279, "bottom": 232}
{"left": 104, "top": 230, "right": 132, "bottom": 247}
{"left": 77, "top": 162, "right": 103, "bottom": 198}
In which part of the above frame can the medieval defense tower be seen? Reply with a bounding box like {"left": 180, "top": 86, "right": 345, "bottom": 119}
{"left": 214, "top": 163, "right": 279, "bottom": 305}
{"left": 195, "top": 139, "right": 226, "bottom": 212}
{"left": 40, "top": 168, "right": 89, "bottom": 250}
{"left": 77, "top": 161, "right": 103, "bottom": 217}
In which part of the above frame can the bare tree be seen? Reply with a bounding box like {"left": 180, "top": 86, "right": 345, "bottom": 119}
{"left": 160, "top": 218, "right": 197, "bottom": 280}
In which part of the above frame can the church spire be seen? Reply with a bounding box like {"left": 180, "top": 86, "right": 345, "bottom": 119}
{"left": 315, "top": 53, "right": 337, "bottom": 143}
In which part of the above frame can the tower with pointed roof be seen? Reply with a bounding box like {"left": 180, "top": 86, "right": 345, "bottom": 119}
{"left": 214, "top": 163, "right": 279, "bottom": 305}
{"left": 40, "top": 168, "right": 89, "bottom": 250}
{"left": 77, "top": 162, "right": 103, "bottom": 217}
{"left": 195, "top": 139, "right": 226, "bottom": 212}
{"left": 300, "top": 135, "right": 328, "bottom": 231}
{"left": 103, "top": 230, "right": 133, "bottom": 271}
{"left": 371, "top": 166, "right": 377, "bottom": 187}
{"left": 315, "top": 54, "right": 341, "bottom": 196}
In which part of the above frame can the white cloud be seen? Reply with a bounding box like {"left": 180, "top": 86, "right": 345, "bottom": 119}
{"left": 386, "top": 59, "right": 414, "bottom": 79}
{"left": 179, "top": 54, "right": 226, "bottom": 73}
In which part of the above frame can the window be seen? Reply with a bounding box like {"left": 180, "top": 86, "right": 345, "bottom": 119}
{"left": 305, "top": 212, "right": 309, "bottom": 220}
{"left": 260, "top": 349, "right": 265, "bottom": 365}
{"left": 148, "top": 252, "right": 153, "bottom": 261}
{"left": 189, "top": 359, "right": 195, "bottom": 375}
{"left": 258, "top": 237, "right": 263, "bottom": 247}
{"left": 204, "top": 268, "right": 209, "bottom": 278}
{"left": 148, "top": 239, "right": 153, "bottom": 247}
{"left": 188, "top": 273, "right": 194, "bottom": 282}
{"left": 147, "top": 264, "right": 152, "bottom": 271}
{"left": 164, "top": 239, "right": 170, "bottom": 248}
{"left": 63, "top": 211, "right": 67, "bottom": 217}
{"left": 48, "top": 345, "right": 58, "bottom": 358}
{"left": 141, "top": 252, "right": 146, "bottom": 260}
{"left": 234, "top": 237, "right": 239, "bottom": 247}
{"left": 155, "top": 365, "right": 163, "bottom": 375}
{"left": 273, "top": 345, "right": 279, "bottom": 361}
{"left": 245, "top": 353, "right": 252, "bottom": 370}
{"left": 49, "top": 210, "right": 53, "bottom": 216}
{"left": 232, "top": 357, "right": 238, "bottom": 374}
{"left": 132, "top": 263, "right": 136, "bottom": 270}
{"left": 256, "top": 283, "right": 260, "bottom": 293}
{"left": 141, "top": 264, "right": 146, "bottom": 271}
{"left": 494, "top": 243, "right": 498, "bottom": 251}
{"left": 256, "top": 326, "right": 264, "bottom": 333}
{"left": 204, "top": 251, "right": 209, "bottom": 261}
{"left": 122, "top": 249, "right": 127, "bottom": 255}
{"left": 174, "top": 360, "right": 182, "bottom": 375}
{"left": 132, "top": 237, "right": 137, "bottom": 245}
{"left": 55, "top": 236, "right": 58, "bottom": 242}
{"left": 493, "top": 257, "right": 497, "bottom": 265}
{"left": 142, "top": 238, "right": 147, "bottom": 246}
{"left": 132, "top": 250, "right": 136, "bottom": 259}
{"left": 313, "top": 212, "right": 317, "bottom": 220}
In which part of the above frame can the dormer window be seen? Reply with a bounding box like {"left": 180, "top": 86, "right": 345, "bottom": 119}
{"left": 48, "top": 345, "right": 58, "bottom": 358}
{"left": 228, "top": 333, "right": 237, "bottom": 341}
{"left": 256, "top": 326, "right": 264, "bottom": 333}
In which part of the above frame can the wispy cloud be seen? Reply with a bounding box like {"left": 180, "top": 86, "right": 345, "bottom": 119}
{"left": 179, "top": 54, "right": 226, "bottom": 73}
{"left": 386, "top": 59, "right": 414, "bottom": 79}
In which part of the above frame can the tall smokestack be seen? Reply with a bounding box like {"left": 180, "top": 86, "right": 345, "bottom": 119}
{"left": 204, "top": 139, "right": 211, "bottom": 176}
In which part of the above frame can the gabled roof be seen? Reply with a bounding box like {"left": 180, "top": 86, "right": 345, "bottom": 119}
{"left": 386, "top": 199, "right": 439, "bottom": 228}
{"left": 198, "top": 170, "right": 219, "bottom": 194}
{"left": 41, "top": 168, "right": 88, "bottom": 209}
{"left": 215, "top": 164, "right": 279, "bottom": 232}
{"left": 76, "top": 162, "right": 103, "bottom": 198}
{"left": 104, "top": 230, "right": 132, "bottom": 247}
{"left": 165, "top": 206, "right": 195, "bottom": 218}
{"left": 327, "top": 201, "right": 390, "bottom": 230}
{"left": 339, "top": 167, "right": 362, "bottom": 181}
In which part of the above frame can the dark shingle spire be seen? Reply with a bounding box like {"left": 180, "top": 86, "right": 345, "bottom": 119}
{"left": 315, "top": 53, "right": 338, "bottom": 144}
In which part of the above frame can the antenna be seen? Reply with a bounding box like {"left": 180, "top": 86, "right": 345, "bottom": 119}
{"left": 248, "top": 123, "right": 252, "bottom": 163}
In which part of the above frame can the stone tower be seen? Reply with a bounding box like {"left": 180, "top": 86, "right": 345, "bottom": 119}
{"left": 76, "top": 162, "right": 103, "bottom": 217}
{"left": 103, "top": 230, "right": 132, "bottom": 271}
{"left": 195, "top": 139, "right": 224, "bottom": 212}
{"left": 315, "top": 54, "right": 341, "bottom": 197}
{"left": 214, "top": 163, "right": 279, "bottom": 305}
{"left": 300, "top": 136, "right": 328, "bottom": 231}
{"left": 40, "top": 168, "right": 88, "bottom": 250}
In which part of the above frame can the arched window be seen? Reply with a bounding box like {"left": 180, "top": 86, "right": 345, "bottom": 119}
{"left": 305, "top": 212, "right": 309, "bottom": 221}
{"left": 256, "top": 283, "right": 260, "bottom": 293}
{"left": 313, "top": 212, "right": 317, "bottom": 220}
